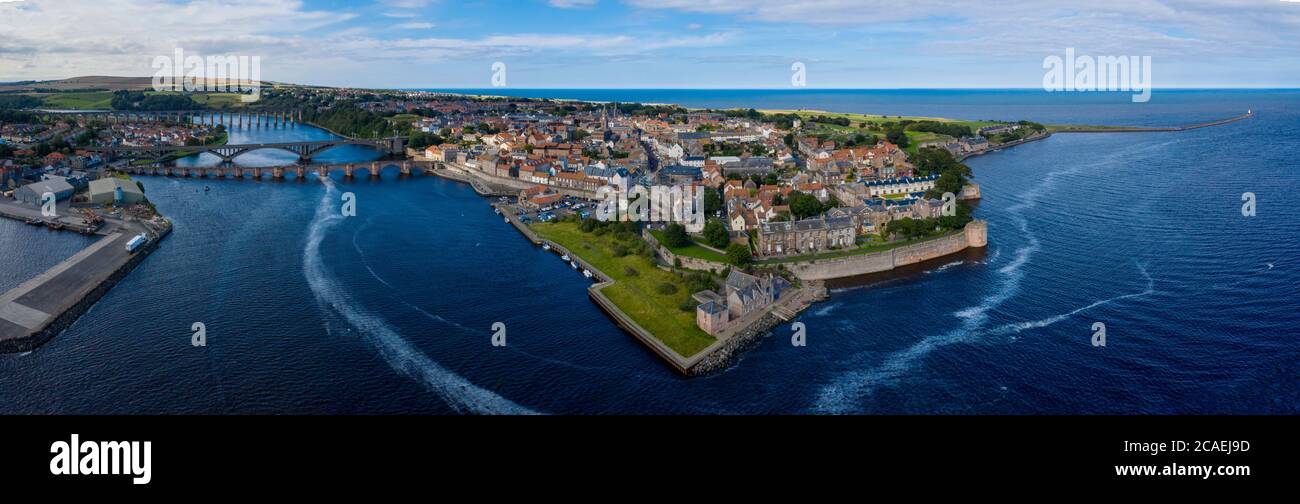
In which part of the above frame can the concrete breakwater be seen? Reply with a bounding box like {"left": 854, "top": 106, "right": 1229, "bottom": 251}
{"left": 1052, "top": 111, "right": 1254, "bottom": 133}
{"left": 0, "top": 221, "right": 172, "bottom": 353}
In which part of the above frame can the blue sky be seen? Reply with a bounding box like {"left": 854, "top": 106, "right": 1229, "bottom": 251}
{"left": 2, "top": 0, "right": 1300, "bottom": 88}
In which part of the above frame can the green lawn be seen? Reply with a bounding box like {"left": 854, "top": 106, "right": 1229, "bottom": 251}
{"left": 186, "top": 92, "right": 249, "bottom": 108}
{"left": 649, "top": 230, "right": 729, "bottom": 264}
{"left": 40, "top": 91, "right": 114, "bottom": 110}
{"left": 532, "top": 221, "right": 716, "bottom": 357}
{"left": 759, "top": 109, "right": 1001, "bottom": 133}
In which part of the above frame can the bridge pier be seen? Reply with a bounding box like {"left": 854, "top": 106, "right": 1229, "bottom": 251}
{"left": 317, "top": 166, "right": 329, "bottom": 179}
{"left": 293, "top": 166, "right": 306, "bottom": 180}
{"left": 272, "top": 167, "right": 285, "bottom": 179}
{"left": 400, "top": 161, "right": 411, "bottom": 175}
{"left": 344, "top": 164, "right": 355, "bottom": 178}
{"left": 371, "top": 162, "right": 380, "bottom": 178}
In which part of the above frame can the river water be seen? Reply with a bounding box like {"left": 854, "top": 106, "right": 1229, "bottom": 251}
{"left": 0, "top": 91, "right": 1295, "bottom": 414}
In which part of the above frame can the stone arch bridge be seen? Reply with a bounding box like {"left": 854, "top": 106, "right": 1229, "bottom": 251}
{"left": 85, "top": 138, "right": 405, "bottom": 164}
{"left": 121, "top": 161, "right": 435, "bottom": 180}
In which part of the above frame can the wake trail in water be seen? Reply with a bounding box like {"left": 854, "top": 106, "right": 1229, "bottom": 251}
{"left": 985, "top": 262, "right": 1155, "bottom": 337}
{"left": 304, "top": 180, "right": 537, "bottom": 414}
{"left": 351, "top": 220, "right": 396, "bottom": 290}
{"left": 812, "top": 140, "right": 1172, "bottom": 414}
{"left": 345, "top": 216, "right": 641, "bottom": 378}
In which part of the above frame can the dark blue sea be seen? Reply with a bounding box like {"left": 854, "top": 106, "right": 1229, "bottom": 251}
{"left": 1, "top": 90, "right": 1296, "bottom": 414}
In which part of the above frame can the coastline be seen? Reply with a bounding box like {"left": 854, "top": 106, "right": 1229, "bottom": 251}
{"left": 0, "top": 219, "right": 172, "bottom": 353}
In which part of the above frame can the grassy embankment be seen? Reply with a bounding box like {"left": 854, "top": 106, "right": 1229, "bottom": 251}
{"left": 531, "top": 220, "right": 716, "bottom": 358}
{"left": 648, "top": 229, "right": 729, "bottom": 264}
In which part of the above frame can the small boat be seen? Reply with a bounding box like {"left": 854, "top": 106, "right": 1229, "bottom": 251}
{"left": 561, "top": 255, "right": 570, "bottom": 261}
{"left": 503, "top": 217, "right": 509, "bottom": 223}
{"left": 583, "top": 270, "right": 593, "bottom": 279}
{"left": 570, "top": 261, "right": 578, "bottom": 269}
{"left": 542, "top": 244, "right": 551, "bottom": 251}
{"left": 494, "top": 207, "right": 501, "bottom": 215}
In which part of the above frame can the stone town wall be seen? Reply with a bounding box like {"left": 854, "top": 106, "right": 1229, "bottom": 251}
{"left": 784, "top": 221, "right": 987, "bottom": 281}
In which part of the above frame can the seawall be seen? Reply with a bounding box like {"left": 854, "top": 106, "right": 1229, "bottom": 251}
{"left": 782, "top": 221, "right": 987, "bottom": 281}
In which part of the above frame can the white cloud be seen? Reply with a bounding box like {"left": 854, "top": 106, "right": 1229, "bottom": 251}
{"left": 0, "top": 0, "right": 734, "bottom": 83}
{"left": 627, "top": 0, "right": 1300, "bottom": 56}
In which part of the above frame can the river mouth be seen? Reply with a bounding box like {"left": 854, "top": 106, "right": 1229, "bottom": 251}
{"left": 2, "top": 90, "right": 1296, "bottom": 415}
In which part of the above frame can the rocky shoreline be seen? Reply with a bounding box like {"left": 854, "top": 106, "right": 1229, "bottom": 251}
{"left": 689, "top": 311, "right": 784, "bottom": 375}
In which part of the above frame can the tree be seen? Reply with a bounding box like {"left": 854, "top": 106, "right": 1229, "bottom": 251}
{"left": 927, "top": 170, "right": 965, "bottom": 199}
{"left": 910, "top": 147, "right": 971, "bottom": 178}
{"left": 703, "top": 218, "right": 730, "bottom": 249}
{"left": 787, "top": 191, "right": 824, "bottom": 220}
{"left": 725, "top": 243, "right": 752, "bottom": 266}
{"left": 886, "top": 218, "right": 919, "bottom": 240}
{"left": 886, "top": 127, "right": 909, "bottom": 148}
{"left": 663, "top": 223, "right": 690, "bottom": 248}
{"left": 703, "top": 188, "right": 721, "bottom": 216}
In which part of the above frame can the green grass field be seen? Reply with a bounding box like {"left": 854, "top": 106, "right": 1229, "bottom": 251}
{"left": 760, "top": 109, "right": 1001, "bottom": 132}
{"left": 532, "top": 221, "right": 716, "bottom": 357}
{"left": 36, "top": 90, "right": 249, "bottom": 110}
{"left": 40, "top": 91, "right": 114, "bottom": 109}
{"left": 649, "top": 230, "right": 729, "bottom": 264}
{"left": 185, "top": 92, "right": 248, "bottom": 108}
{"left": 770, "top": 110, "right": 975, "bottom": 154}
